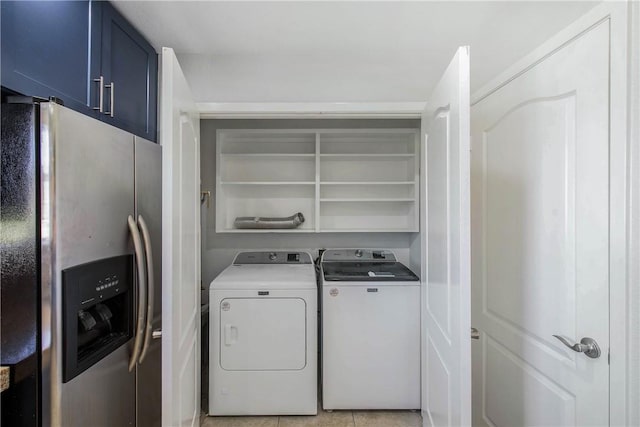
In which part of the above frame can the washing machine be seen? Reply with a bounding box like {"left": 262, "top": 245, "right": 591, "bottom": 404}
{"left": 321, "top": 249, "right": 420, "bottom": 410}
{"left": 209, "top": 251, "right": 317, "bottom": 416}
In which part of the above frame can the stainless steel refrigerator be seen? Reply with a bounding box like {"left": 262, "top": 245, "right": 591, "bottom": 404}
{"left": 1, "top": 99, "right": 162, "bottom": 426}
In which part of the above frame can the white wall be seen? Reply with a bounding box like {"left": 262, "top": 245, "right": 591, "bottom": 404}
{"left": 177, "top": 53, "right": 434, "bottom": 103}
{"left": 114, "top": 1, "right": 601, "bottom": 104}
{"left": 200, "top": 118, "right": 421, "bottom": 301}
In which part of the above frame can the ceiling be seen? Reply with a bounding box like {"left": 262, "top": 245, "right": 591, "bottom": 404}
{"left": 113, "top": 1, "right": 600, "bottom": 103}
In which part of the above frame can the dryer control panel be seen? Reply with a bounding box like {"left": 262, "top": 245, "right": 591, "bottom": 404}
{"left": 233, "top": 251, "right": 312, "bottom": 265}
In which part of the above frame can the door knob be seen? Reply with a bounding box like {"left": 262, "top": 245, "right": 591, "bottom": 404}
{"left": 152, "top": 329, "right": 162, "bottom": 340}
{"left": 552, "top": 335, "right": 600, "bottom": 358}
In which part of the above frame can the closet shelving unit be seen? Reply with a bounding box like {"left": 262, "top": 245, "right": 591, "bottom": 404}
{"left": 216, "top": 129, "right": 419, "bottom": 233}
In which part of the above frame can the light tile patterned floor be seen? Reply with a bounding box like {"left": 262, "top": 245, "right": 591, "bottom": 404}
{"left": 201, "top": 408, "right": 421, "bottom": 427}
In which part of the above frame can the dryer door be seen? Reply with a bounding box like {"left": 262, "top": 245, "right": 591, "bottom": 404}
{"left": 220, "top": 298, "right": 306, "bottom": 370}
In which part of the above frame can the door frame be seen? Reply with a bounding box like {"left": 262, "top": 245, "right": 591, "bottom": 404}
{"left": 183, "top": 1, "right": 640, "bottom": 423}
{"left": 471, "top": 2, "right": 638, "bottom": 425}
{"left": 197, "top": 102, "right": 425, "bottom": 119}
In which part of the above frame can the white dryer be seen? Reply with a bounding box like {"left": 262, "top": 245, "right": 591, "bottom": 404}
{"left": 209, "top": 251, "right": 317, "bottom": 416}
{"left": 321, "top": 249, "right": 420, "bottom": 410}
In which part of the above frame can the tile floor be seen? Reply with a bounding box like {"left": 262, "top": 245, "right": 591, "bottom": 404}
{"left": 200, "top": 406, "right": 422, "bottom": 427}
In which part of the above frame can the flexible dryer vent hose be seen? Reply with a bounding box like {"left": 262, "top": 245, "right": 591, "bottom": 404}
{"left": 234, "top": 212, "right": 305, "bottom": 229}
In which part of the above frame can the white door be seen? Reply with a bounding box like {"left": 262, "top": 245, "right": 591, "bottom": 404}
{"left": 420, "top": 46, "right": 471, "bottom": 427}
{"left": 160, "top": 47, "right": 201, "bottom": 427}
{"left": 470, "top": 21, "right": 609, "bottom": 427}
{"left": 219, "top": 298, "right": 307, "bottom": 371}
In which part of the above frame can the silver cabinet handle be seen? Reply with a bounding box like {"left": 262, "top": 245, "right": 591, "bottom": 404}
{"left": 137, "top": 215, "right": 154, "bottom": 363}
{"left": 128, "top": 215, "right": 147, "bottom": 371}
{"left": 152, "top": 329, "right": 162, "bottom": 340}
{"left": 553, "top": 335, "right": 601, "bottom": 359}
{"left": 105, "top": 81, "right": 115, "bottom": 117}
{"left": 93, "top": 76, "right": 104, "bottom": 112}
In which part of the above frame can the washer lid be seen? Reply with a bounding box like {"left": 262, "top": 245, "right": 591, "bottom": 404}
{"left": 322, "top": 261, "right": 419, "bottom": 282}
{"left": 210, "top": 264, "right": 317, "bottom": 290}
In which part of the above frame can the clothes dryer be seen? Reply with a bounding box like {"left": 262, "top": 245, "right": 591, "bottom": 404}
{"left": 209, "top": 251, "right": 317, "bottom": 416}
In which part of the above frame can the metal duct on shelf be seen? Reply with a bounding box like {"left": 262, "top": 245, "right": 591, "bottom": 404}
{"left": 234, "top": 212, "right": 305, "bottom": 229}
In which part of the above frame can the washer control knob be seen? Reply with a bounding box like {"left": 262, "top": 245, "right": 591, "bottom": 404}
{"left": 269, "top": 252, "right": 277, "bottom": 261}
{"left": 355, "top": 249, "right": 363, "bottom": 258}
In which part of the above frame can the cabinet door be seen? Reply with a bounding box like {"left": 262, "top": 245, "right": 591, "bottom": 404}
{"left": 94, "top": 1, "right": 157, "bottom": 141}
{"left": 1, "top": 1, "right": 93, "bottom": 115}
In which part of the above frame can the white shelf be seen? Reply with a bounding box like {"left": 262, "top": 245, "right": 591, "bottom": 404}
{"left": 216, "top": 183, "right": 315, "bottom": 232}
{"left": 214, "top": 228, "right": 317, "bottom": 234}
{"left": 319, "top": 181, "right": 416, "bottom": 185}
{"left": 321, "top": 158, "right": 414, "bottom": 182}
{"left": 216, "top": 128, "right": 419, "bottom": 233}
{"left": 218, "top": 130, "right": 316, "bottom": 154}
{"left": 319, "top": 153, "right": 415, "bottom": 159}
{"left": 320, "top": 198, "right": 415, "bottom": 202}
{"left": 318, "top": 228, "right": 418, "bottom": 233}
{"left": 319, "top": 200, "right": 418, "bottom": 232}
{"left": 222, "top": 153, "right": 315, "bottom": 159}
{"left": 320, "top": 182, "right": 415, "bottom": 200}
{"left": 220, "top": 181, "right": 315, "bottom": 185}
{"left": 221, "top": 156, "right": 315, "bottom": 182}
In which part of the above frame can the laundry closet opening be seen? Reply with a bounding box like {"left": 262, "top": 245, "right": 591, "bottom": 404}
{"left": 199, "top": 118, "right": 423, "bottom": 415}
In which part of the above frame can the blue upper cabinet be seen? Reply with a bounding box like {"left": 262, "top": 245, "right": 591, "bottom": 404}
{"left": 92, "top": 1, "right": 158, "bottom": 141}
{"left": 1, "top": 1, "right": 158, "bottom": 142}
{"left": 0, "top": 1, "right": 93, "bottom": 114}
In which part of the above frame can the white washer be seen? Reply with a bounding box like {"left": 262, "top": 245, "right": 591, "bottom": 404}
{"left": 321, "top": 249, "right": 420, "bottom": 410}
{"left": 209, "top": 251, "right": 317, "bottom": 416}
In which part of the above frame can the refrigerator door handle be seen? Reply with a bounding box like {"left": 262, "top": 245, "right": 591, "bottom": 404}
{"left": 137, "top": 215, "right": 154, "bottom": 363}
{"left": 128, "top": 215, "right": 147, "bottom": 372}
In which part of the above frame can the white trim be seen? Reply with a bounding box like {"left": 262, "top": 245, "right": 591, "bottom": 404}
{"left": 197, "top": 102, "right": 425, "bottom": 119}
{"left": 471, "top": 2, "right": 634, "bottom": 425}
{"left": 215, "top": 127, "right": 419, "bottom": 134}
{"left": 159, "top": 48, "right": 174, "bottom": 426}
{"left": 627, "top": 1, "right": 640, "bottom": 425}
{"left": 608, "top": 2, "right": 632, "bottom": 426}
